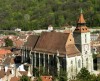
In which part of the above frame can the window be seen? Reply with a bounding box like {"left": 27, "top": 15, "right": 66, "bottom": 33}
{"left": 78, "top": 59, "right": 81, "bottom": 68}
{"left": 85, "top": 34, "right": 87, "bottom": 43}
{"left": 71, "top": 60, "right": 73, "bottom": 72}
{"left": 85, "top": 51, "right": 87, "bottom": 54}
{"left": 71, "top": 60, "right": 73, "bottom": 64}
{"left": 86, "top": 58, "right": 88, "bottom": 69}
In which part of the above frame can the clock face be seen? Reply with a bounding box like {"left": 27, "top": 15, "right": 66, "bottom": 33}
{"left": 84, "top": 44, "right": 89, "bottom": 51}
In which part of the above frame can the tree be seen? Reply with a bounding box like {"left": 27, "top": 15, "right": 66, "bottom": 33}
{"left": 0, "top": 0, "right": 100, "bottom": 30}
{"left": 19, "top": 75, "right": 31, "bottom": 81}
{"left": 4, "top": 38, "right": 13, "bottom": 47}
{"left": 76, "top": 67, "right": 91, "bottom": 81}
{"left": 57, "top": 69, "right": 67, "bottom": 81}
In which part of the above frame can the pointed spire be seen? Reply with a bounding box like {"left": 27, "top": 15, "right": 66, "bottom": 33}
{"left": 78, "top": 8, "right": 86, "bottom": 23}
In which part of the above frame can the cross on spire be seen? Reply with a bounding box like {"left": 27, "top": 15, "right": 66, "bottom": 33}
{"left": 80, "top": 8, "right": 83, "bottom": 14}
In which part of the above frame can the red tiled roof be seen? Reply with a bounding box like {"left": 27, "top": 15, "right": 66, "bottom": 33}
{"left": 0, "top": 49, "right": 11, "bottom": 55}
{"left": 6, "top": 69, "right": 11, "bottom": 76}
{"left": 10, "top": 76, "right": 20, "bottom": 81}
{"left": 19, "top": 71, "right": 28, "bottom": 76}
{"left": 13, "top": 40, "right": 24, "bottom": 48}
{"left": 0, "top": 69, "right": 5, "bottom": 78}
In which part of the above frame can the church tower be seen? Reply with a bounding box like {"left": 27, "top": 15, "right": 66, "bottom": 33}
{"left": 73, "top": 9, "right": 93, "bottom": 72}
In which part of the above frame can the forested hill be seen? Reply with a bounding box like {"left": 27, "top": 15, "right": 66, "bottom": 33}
{"left": 0, "top": 0, "right": 100, "bottom": 30}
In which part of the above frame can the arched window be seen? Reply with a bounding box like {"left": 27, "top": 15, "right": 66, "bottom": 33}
{"left": 71, "top": 60, "right": 73, "bottom": 64}
{"left": 71, "top": 60, "right": 73, "bottom": 72}
{"left": 78, "top": 59, "right": 81, "bottom": 68}
{"left": 86, "top": 58, "right": 88, "bottom": 69}
{"left": 85, "top": 34, "right": 87, "bottom": 43}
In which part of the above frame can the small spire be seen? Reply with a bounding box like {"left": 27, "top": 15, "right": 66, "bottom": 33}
{"left": 78, "top": 8, "right": 86, "bottom": 23}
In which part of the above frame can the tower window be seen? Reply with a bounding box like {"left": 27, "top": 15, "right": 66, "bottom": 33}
{"left": 70, "top": 39, "right": 71, "bottom": 41}
{"left": 71, "top": 60, "right": 73, "bottom": 64}
{"left": 85, "top": 51, "right": 87, "bottom": 54}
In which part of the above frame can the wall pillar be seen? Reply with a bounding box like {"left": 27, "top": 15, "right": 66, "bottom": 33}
{"left": 34, "top": 52, "right": 36, "bottom": 67}
{"left": 21, "top": 46, "right": 24, "bottom": 63}
{"left": 75, "top": 56, "right": 77, "bottom": 75}
{"left": 48, "top": 54, "right": 49, "bottom": 74}
{"left": 57, "top": 56, "right": 60, "bottom": 76}
{"left": 39, "top": 53, "right": 41, "bottom": 70}
{"left": 65, "top": 55, "right": 67, "bottom": 73}
{"left": 23, "top": 47, "right": 26, "bottom": 62}
{"left": 43, "top": 53, "right": 45, "bottom": 73}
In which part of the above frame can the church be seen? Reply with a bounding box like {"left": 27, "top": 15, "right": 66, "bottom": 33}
{"left": 21, "top": 11, "right": 93, "bottom": 79}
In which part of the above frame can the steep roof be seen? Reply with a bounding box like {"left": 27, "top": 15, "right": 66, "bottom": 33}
{"left": 33, "top": 32, "right": 80, "bottom": 56}
{"left": 78, "top": 13, "right": 86, "bottom": 23}
{"left": 6, "top": 69, "right": 11, "bottom": 76}
{"left": 66, "top": 44, "right": 80, "bottom": 57}
{"left": 24, "top": 35, "right": 39, "bottom": 49}
{"left": 0, "top": 69, "right": 5, "bottom": 78}
{"left": 0, "top": 49, "right": 11, "bottom": 55}
{"left": 74, "top": 10, "right": 89, "bottom": 33}
{"left": 3, "top": 57, "right": 15, "bottom": 65}
{"left": 10, "top": 76, "right": 20, "bottom": 81}
{"left": 34, "top": 32, "right": 69, "bottom": 55}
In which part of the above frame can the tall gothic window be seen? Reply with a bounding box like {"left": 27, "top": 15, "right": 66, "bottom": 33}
{"left": 85, "top": 34, "right": 87, "bottom": 43}
{"left": 86, "top": 58, "right": 88, "bottom": 69}
{"left": 71, "top": 60, "right": 73, "bottom": 72}
{"left": 78, "top": 59, "right": 81, "bottom": 68}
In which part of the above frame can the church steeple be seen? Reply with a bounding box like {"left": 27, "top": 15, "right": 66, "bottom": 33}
{"left": 74, "top": 9, "right": 89, "bottom": 33}
{"left": 78, "top": 9, "right": 86, "bottom": 24}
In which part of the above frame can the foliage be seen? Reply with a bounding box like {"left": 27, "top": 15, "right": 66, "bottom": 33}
{"left": 76, "top": 67, "right": 100, "bottom": 81}
{"left": 19, "top": 75, "right": 31, "bottom": 81}
{"left": 4, "top": 37, "right": 13, "bottom": 47}
{"left": 91, "top": 30, "right": 100, "bottom": 34}
{"left": 57, "top": 69, "right": 67, "bottom": 81}
{"left": 33, "top": 67, "right": 39, "bottom": 77}
{"left": 76, "top": 67, "right": 91, "bottom": 81}
{"left": 0, "top": 0, "right": 100, "bottom": 30}
{"left": 96, "top": 74, "right": 100, "bottom": 81}
{"left": 37, "top": 76, "right": 42, "bottom": 81}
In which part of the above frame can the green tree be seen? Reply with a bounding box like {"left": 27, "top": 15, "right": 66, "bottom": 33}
{"left": 76, "top": 67, "right": 91, "bottom": 81}
{"left": 57, "top": 69, "right": 67, "bottom": 81}
{"left": 19, "top": 75, "right": 31, "bottom": 81}
{"left": 4, "top": 38, "right": 13, "bottom": 47}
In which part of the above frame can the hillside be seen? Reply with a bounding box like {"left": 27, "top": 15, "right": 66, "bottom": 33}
{"left": 0, "top": 0, "right": 100, "bottom": 30}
